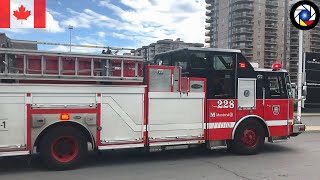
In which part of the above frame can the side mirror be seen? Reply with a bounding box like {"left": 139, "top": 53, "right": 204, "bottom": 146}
{"left": 302, "top": 85, "right": 307, "bottom": 98}
{"left": 290, "top": 83, "right": 297, "bottom": 99}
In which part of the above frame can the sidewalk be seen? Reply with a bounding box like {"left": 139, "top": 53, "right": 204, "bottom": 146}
{"left": 306, "top": 126, "right": 320, "bottom": 132}
{"left": 301, "top": 114, "right": 320, "bottom": 132}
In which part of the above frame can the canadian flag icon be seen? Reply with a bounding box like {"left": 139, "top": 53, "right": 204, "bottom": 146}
{"left": 0, "top": 0, "right": 46, "bottom": 28}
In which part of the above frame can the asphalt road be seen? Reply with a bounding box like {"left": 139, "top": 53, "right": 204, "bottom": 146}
{"left": 0, "top": 132, "right": 320, "bottom": 180}
{"left": 303, "top": 116, "right": 320, "bottom": 126}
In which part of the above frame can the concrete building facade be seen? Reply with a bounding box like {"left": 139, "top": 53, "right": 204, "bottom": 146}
{"left": 135, "top": 38, "right": 204, "bottom": 61}
{"left": 0, "top": 33, "right": 38, "bottom": 50}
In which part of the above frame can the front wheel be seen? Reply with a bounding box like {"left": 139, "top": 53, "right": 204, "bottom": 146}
{"left": 39, "top": 126, "right": 88, "bottom": 170}
{"left": 231, "top": 120, "right": 265, "bottom": 155}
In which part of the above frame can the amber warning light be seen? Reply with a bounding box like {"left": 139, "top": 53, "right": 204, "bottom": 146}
{"left": 60, "top": 114, "right": 70, "bottom": 121}
{"left": 272, "top": 63, "right": 282, "bottom": 70}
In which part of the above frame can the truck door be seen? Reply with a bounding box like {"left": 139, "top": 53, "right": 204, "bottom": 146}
{"left": 206, "top": 52, "right": 236, "bottom": 141}
{"left": 263, "top": 73, "right": 289, "bottom": 137}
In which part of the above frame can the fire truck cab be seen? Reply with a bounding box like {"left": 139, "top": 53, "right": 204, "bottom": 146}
{"left": 153, "top": 47, "right": 305, "bottom": 143}
{"left": 0, "top": 47, "right": 305, "bottom": 170}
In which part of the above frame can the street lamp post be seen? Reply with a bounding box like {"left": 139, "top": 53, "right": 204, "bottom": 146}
{"left": 297, "top": 30, "right": 303, "bottom": 123}
{"left": 68, "top": 25, "right": 74, "bottom": 52}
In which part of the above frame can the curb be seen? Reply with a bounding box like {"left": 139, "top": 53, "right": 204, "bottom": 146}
{"left": 302, "top": 114, "right": 320, "bottom": 117}
{"left": 294, "top": 113, "right": 320, "bottom": 117}
{"left": 306, "top": 126, "right": 320, "bottom": 132}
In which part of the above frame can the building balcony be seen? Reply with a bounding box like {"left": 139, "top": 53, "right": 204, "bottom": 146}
{"left": 265, "top": 32, "right": 277, "bottom": 37}
{"left": 264, "top": 55, "right": 276, "bottom": 60}
{"left": 264, "top": 48, "right": 277, "bottom": 52}
{"left": 289, "top": 37, "right": 299, "bottom": 42}
{"left": 232, "top": 21, "right": 253, "bottom": 27}
{"left": 266, "top": 1, "right": 278, "bottom": 7}
{"left": 206, "top": 17, "right": 213, "bottom": 23}
{"left": 205, "top": 38, "right": 213, "bottom": 43}
{"left": 265, "top": 9, "right": 278, "bottom": 14}
{"left": 265, "top": 25, "right": 278, "bottom": 29}
{"left": 233, "top": 12, "right": 254, "bottom": 19}
{"left": 265, "top": 40, "right": 277, "bottom": 45}
{"left": 232, "top": 44, "right": 253, "bottom": 50}
{"left": 232, "top": 5, "right": 253, "bottom": 12}
{"left": 289, "top": 63, "right": 298, "bottom": 67}
{"left": 232, "top": 0, "right": 253, "bottom": 5}
{"left": 313, "top": 26, "right": 320, "bottom": 31}
{"left": 265, "top": 16, "right": 278, "bottom": 22}
{"left": 206, "top": 3, "right": 213, "bottom": 10}
{"left": 205, "top": 23, "right": 213, "bottom": 30}
{"left": 310, "top": 44, "right": 320, "bottom": 51}
{"left": 289, "top": 64, "right": 298, "bottom": 69}
{"left": 206, "top": 10, "right": 213, "bottom": 16}
{"left": 310, "top": 37, "right": 320, "bottom": 42}
{"left": 232, "top": 37, "right": 253, "bottom": 42}
{"left": 232, "top": 29, "right": 253, "bottom": 35}
{"left": 310, "top": 41, "right": 320, "bottom": 48}
{"left": 311, "top": 30, "right": 320, "bottom": 37}
{"left": 242, "top": 50, "right": 253, "bottom": 54}
{"left": 205, "top": 31, "right": 213, "bottom": 36}
{"left": 290, "top": 31, "right": 299, "bottom": 36}
{"left": 290, "top": 42, "right": 299, "bottom": 47}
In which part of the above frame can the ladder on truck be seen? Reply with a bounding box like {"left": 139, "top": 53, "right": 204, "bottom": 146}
{"left": 0, "top": 48, "right": 144, "bottom": 83}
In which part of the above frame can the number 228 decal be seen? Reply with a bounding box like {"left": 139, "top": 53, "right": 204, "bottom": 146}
{"left": 215, "top": 100, "right": 235, "bottom": 109}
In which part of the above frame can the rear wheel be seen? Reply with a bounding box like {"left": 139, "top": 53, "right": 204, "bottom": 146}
{"left": 231, "top": 120, "right": 265, "bottom": 155}
{"left": 39, "top": 126, "right": 88, "bottom": 170}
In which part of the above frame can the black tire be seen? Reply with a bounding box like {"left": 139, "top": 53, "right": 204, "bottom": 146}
{"left": 231, "top": 119, "right": 265, "bottom": 155}
{"left": 39, "top": 126, "right": 88, "bottom": 170}
{"left": 226, "top": 140, "right": 234, "bottom": 153}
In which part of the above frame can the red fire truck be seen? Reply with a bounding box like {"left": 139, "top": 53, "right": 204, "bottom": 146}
{"left": 0, "top": 47, "right": 305, "bottom": 170}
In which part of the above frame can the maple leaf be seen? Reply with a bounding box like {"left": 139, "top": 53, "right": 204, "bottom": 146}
{"left": 13, "top": 5, "right": 31, "bottom": 24}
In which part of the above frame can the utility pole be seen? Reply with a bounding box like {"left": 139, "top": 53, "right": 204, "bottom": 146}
{"left": 283, "top": 0, "right": 288, "bottom": 69}
{"left": 297, "top": 30, "right": 303, "bottom": 123}
{"left": 68, "top": 25, "right": 74, "bottom": 52}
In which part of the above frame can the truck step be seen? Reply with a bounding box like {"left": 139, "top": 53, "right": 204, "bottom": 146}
{"left": 268, "top": 137, "right": 289, "bottom": 143}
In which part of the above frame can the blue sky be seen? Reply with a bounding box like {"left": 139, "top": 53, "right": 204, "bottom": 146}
{"left": 1, "top": 0, "right": 206, "bottom": 53}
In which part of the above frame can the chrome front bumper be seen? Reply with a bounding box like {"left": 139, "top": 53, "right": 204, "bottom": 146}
{"left": 291, "top": 123, "right": 306, "bottom": 136}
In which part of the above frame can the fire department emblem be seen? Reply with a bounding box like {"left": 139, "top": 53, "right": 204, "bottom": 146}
{"left": 272, "top": 105, "right": 280, "bottom": 115}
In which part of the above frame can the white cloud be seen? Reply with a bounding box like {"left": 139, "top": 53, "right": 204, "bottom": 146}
{"left": 96, "top": 31, "right": 106, "bottom": 38}
{"left": 45, "top": 12, "right": 65, "bottom": 33}
{"left": 48, "top": 35, "right": 107, "bottom": 53}
{"left": 47, "top": 8, "right": 65, "bottom": 18}
{"left": 63, "top": 0, "right": 206, "bottom": 48}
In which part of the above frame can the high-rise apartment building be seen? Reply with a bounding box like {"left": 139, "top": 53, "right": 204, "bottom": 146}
{"left": 205, "top": 0, "right": 289, "bottom": 69}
